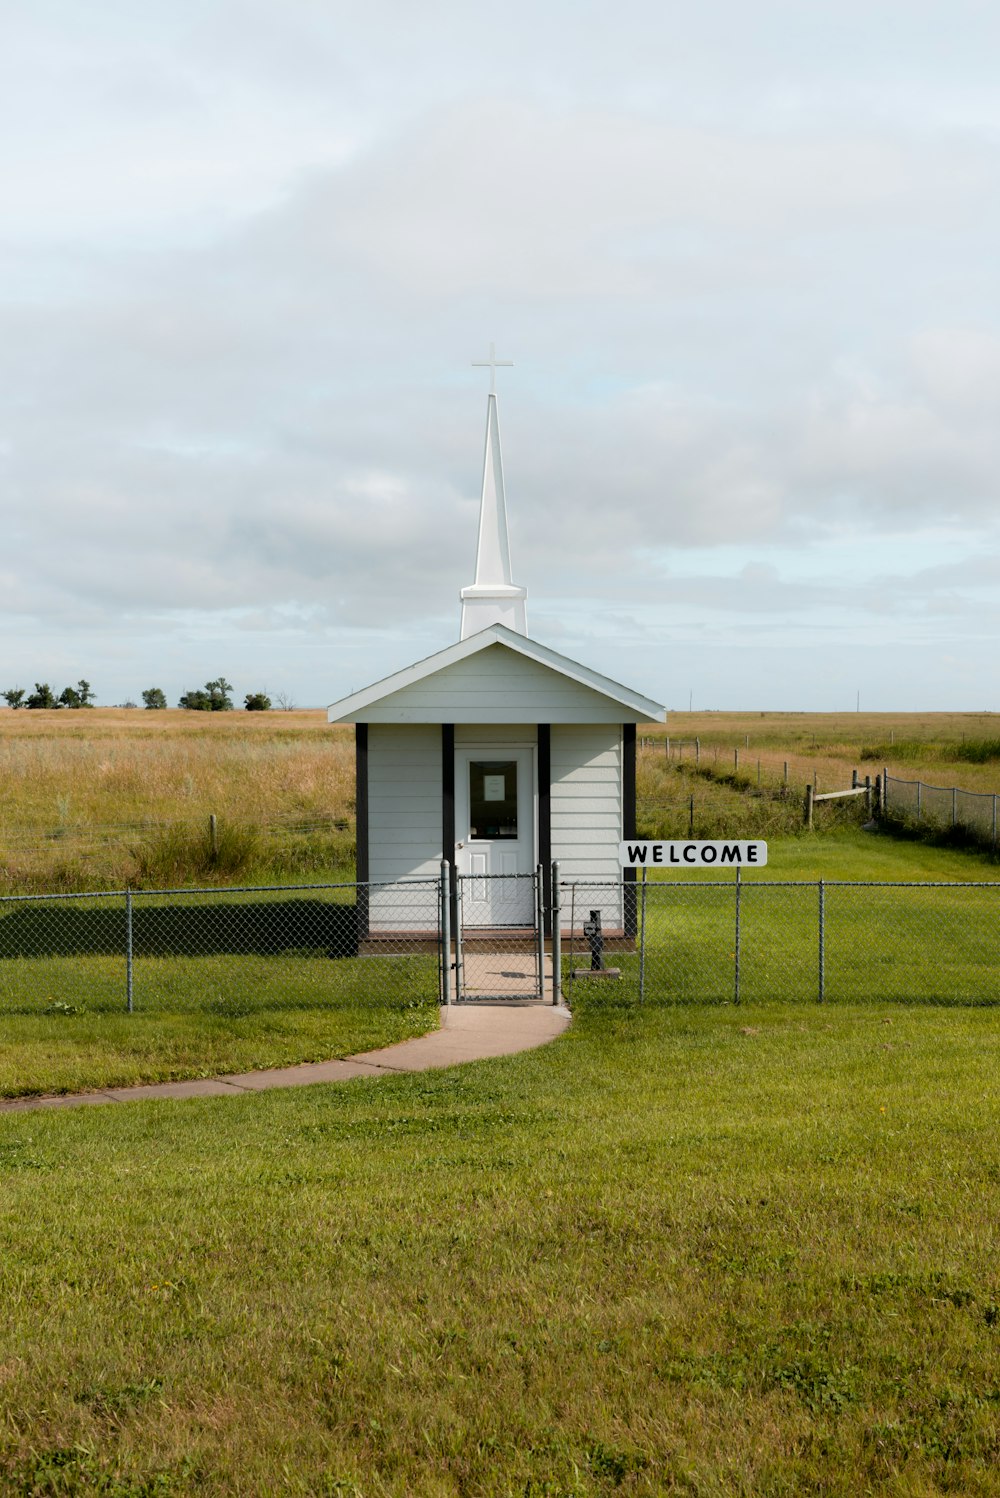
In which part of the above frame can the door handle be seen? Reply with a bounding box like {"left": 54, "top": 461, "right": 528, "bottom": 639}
{"left": 456, "top": 841, "right": 465, "bottom": 850}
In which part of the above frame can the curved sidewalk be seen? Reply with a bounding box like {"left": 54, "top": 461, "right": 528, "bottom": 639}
{"left": 0, "top": 1003, "right": 573, "bottom": 1115}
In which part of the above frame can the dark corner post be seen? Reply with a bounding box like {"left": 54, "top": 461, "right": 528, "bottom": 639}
{"left": 442, "top": 725, "right": 456, "bottom": 937}
{"left": 623, "top": 723, "right": 637, "bottom": 938}
{"left": 355, "top": 723, "right": 369, "bottom": 942}
{"left": 538, "top": 724, "right": 551, "bottom": 937}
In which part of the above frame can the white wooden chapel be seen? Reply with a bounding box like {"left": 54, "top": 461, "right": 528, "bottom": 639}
{"left": 326, "top": 349, "right": 666, "bottom": 931}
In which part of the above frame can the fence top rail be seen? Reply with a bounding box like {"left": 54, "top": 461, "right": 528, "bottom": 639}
{"left": 0, "top": 877, "right": 441, "bottom": 906}
{"left": 4, "top": 874, "right": 1000, "bottom": 908}
{"left": 563, "top": 877, "right": 1000, "bottom": 891}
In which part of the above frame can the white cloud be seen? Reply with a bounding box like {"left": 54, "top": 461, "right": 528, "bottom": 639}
{"left": 2, "top": 2, "right": 1000, "bottom": 707}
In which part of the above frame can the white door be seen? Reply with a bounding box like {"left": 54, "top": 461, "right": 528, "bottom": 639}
{"left": 455, "top": 748, "right": 535, "bottom": 925}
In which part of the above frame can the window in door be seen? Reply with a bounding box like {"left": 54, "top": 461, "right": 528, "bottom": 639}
{"left": 469, "top": 759, "right": 518, "bottom": 840}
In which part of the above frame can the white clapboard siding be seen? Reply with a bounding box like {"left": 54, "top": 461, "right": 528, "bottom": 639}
{"left": 362, "top": 645, "right": 630, "bottom": 724}
{"left": 455, "top": 723, "right": 537, "bottom": 746}
{"left": 550, "top": 725, "right": 623, "bottom": 929}
{"left": 368, "top": 725, "right": 442, "bottom": 929}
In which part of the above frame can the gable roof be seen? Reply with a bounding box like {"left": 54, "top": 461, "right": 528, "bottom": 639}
{"left": 327, "top": 624, "right": 666, "bottom": 725}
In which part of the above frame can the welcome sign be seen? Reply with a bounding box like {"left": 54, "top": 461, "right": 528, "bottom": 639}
{"left": 619, "top": 841, "right": 768, "bottom": 868}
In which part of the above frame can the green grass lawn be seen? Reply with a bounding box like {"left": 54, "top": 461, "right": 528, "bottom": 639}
{"left": 0, "top": 999, "right": 999, "bottom": 1493}
{"left": 0, "top": 888, "right": 441, "bottom": 1097}
{"left": 0, "top": 988, "right": 439, "bottom": 1099}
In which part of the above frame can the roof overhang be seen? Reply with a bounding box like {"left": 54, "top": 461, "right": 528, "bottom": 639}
{"left": 327, "top": 624, "right": 666, "bottom": 724}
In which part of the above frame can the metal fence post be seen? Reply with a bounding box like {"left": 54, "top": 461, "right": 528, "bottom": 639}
{"left": 639, "top": 865, "right": 648, "bottom": 1004}
{"left": 454, "top": 878, "right": 464, "bottom": 1003}
{"left": 952, "top": 787, "right": 958, "bottom": 828}
{"left": 733, "top": 866, "right": 741, "bottom": 1005}
{"left": 818, "top": 879, "right": 825, "bottom": 1003}
{"left": 440, "top": 860, "right": 451, "bottom": 1006}
{"left": 125, "top": 887, "right": 134, "bottom": 1014}
{"left": 916, "top": 781, "right": 922, "bottom": 820}
{"left": 551, "top": 861, "right": 561, "bottom": 1006}
{"left": 568, "top": 882, "right": 576, "bottom": 1001}
{"left": 535, "top": 865, "right": 545, "bottom": 1003}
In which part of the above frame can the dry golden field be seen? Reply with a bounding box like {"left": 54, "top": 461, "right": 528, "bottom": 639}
{"left": 0, "top": 709, "right": 354, "bottom": 889}
{"left": 650, "top": 709, "right": 1000, "bottom": 796}
{"left": 0, "top": 707, "right": 353, "bottom": 824}
{"left": 0, "top": 706, "right": 997, "bottom": 889}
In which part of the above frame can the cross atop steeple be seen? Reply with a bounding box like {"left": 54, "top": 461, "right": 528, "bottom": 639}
{"left": 471, "top": 341, "right": 514, "bottom": 396}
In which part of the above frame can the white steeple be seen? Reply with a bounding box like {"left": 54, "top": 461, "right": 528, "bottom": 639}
{"left": 461, "top": 346, "right": 528, "bottom": 639}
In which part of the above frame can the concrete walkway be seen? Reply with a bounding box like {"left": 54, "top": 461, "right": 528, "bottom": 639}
{"left": 0, "top": 1003, "right": 573, "bottom": 1115}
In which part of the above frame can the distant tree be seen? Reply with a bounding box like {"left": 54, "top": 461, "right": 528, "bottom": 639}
{"left": 178, "top": 688, "right": 210, "bottom": 711}
{"left": 275, "top": 690, "right": 296, "bottom": 711}
{"left": 58, "top": 679, "right": 95, "bottom": 709}
{"left": 26, "top": 683, "right": 56, "bottom": 709}
{"left": 244, "top": 692, "right": 271, "bottom": 711}
{"left": 179, "top": 677, "right": 234, "bottom": 712}
{"left": 2, "top": 688, "right": 25, "bottom": 709}
{"left": 206, "top": 677, "right": 234, "bottom": 710}
{"left": 142, "top": 687, "right": 167, "bottom": 710}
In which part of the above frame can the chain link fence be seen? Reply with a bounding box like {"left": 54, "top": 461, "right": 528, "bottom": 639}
{"left": 560, "top": 874, "right": 1000, "bottom": 1007}
{"left": 1, "top": 868, "right": 999, "bottom": 1017}
{"left": 0, "top": 879, "right": 441, "bottom": 1016}
{"left": 885, "top": 772, "right": 999, "bottom": 850}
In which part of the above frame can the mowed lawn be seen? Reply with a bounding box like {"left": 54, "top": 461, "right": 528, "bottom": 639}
{"left": 0, "top": 940, "right": 441, "bottom": 1098}
{"left": 0, "top": 998, "right": 999, "bottom": 1494}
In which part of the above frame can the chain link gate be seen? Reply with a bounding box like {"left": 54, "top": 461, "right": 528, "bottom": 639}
{"left": 451, "top": 867, "right": 547, "bottom": 1002}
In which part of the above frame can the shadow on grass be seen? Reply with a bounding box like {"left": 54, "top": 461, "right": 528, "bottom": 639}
{"left": 0, "top": 898, "right": 359, "bottom": 960}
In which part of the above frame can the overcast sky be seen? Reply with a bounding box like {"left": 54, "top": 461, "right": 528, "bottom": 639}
{"left": 3, "top": 0, "right": 999, "bottom": 711}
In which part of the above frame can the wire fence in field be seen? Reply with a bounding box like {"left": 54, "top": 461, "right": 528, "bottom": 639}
{"left": 885, "top": 771, "right": 999, "bottom": 850}
{"left": 561, "top": 875, "right": 1000, "bottom": 1008}
{"left": 0, "top": 879, "right": 441, "bottom": 1017}
{"left": 0, "top": 811, "right": 355, "bottom": 883}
